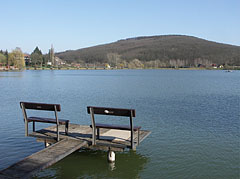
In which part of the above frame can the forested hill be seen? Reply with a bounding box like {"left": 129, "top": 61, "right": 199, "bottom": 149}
{"left": 56, "top": 35, "right": 240, "bottom": 68}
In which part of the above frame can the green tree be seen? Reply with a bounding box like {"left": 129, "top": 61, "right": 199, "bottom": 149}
{"left": 31, "top": 46, "right": 43, "bottom": 67}
{"left": 0, "top": 53, "right": 7, "bottom": 66}
{"left": 4, "top": 50, "right": 9, "bottom": 66}
{"left": 43, "top": 54, "right": 49, "bottom": 67}
{"left": 8, "top": 47, "right": 25, "bottom": 69}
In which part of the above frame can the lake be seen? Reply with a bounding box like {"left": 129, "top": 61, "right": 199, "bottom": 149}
{"left": 0, "top": 69, "right": 239, "bottom": 178}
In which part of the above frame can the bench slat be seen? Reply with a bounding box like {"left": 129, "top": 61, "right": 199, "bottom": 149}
{"left": 27, "top": 117, "right": 69, "bottom": 125}
{"left": 20, "top": 102, "right": 61, "bottom": 111}
{"left": 90, "top": 123, "right": 141, "bottom": 131}
{"left": 87, "top": 106, "right": 136, "bottom": 117}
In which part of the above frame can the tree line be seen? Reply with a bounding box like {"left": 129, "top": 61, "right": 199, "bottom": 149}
{"left": 0, "top": 48, "right": 25, "bottom": 69}
{"left": 0, "top": 46, "right": 54, "bottom": 70}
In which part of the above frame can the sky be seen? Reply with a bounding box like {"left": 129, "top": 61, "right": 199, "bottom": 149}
{"left": 0, "top": 0, "right": 239, "bottom": 54}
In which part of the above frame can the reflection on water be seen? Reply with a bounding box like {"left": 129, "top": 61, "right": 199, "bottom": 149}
{"left": 0, "top": 71, "right": 23, "bottom": 78}
{"left": 108, "top": 161, "right": 116, "bottom": 171}
{"left": 33, "top": 149, "right": 148, "bottom": 179}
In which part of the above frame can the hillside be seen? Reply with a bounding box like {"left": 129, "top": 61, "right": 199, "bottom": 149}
{"left": 56, "top": 35, "right": 240, "bottom": 68}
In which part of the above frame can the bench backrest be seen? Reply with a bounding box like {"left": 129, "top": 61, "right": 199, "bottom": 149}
{"left": 20, "top": 102, "right": 61, "bottom": 111}
{"left": 87, "top": 106, "right": 135, "bottom": 117}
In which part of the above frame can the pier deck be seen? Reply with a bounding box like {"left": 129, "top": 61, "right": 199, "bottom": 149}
{"left": 31, "top": 123, "right": 151, "bottom": 151}
{"left": 0, "top": 123, "right": 150, "bottom": 178}
{"left": 0, "top": 138, "right": 87, "bottom": 179}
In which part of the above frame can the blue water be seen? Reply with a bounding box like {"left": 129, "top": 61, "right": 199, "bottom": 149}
{"left": 0, "top": 70, "right": 239, "bottom": 178}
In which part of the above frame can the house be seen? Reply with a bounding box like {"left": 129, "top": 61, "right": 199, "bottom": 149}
{"left": 55, "top": 57, "right": 66, "bottom": 66}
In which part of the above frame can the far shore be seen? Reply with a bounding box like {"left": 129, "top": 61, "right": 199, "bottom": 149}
{"left": 1, "top": 66, "right": 239, "bottom": 71}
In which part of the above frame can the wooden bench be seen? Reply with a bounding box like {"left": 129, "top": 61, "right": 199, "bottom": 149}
{"left": 20, "top": 102, "right": 69, "bottom": 141}
{"left": 87, "top": 106, "right": 141, "bottom": 149}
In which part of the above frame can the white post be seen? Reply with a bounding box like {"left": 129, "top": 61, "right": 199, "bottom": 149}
{"left": 45, "top": 141, "right": 50, "bottom": 148}
{"left": 107, "top": 148, "right": 115, "bottom": 162}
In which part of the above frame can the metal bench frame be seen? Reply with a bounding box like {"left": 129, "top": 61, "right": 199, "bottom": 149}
{"left": 87, "top": 106, "right": 141, "bottom": 149}
{"left": 20, "top": 102, "right": 69, "bottom": 141}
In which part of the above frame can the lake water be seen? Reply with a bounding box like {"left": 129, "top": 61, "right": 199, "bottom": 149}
{"left": 0, "top": 69, "right": 239, "bottom": 178}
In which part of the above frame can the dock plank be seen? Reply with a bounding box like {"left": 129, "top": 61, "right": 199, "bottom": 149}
{"left": 0, "top": 139, "right": 87, "bottom": 179}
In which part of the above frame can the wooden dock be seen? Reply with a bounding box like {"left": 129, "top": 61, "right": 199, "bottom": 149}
{"left": 0, "top": 123, "right": 150, "bottom": 178}
{"left": 31, "top": 123, "right": 151, "bottom": 151}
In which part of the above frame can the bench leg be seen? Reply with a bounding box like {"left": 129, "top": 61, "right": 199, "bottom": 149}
{"left": 65, "top": 122, "right": 69, "bottom": 135}
{"left": 25, "top": 121, "right": 28, "bottom": 136}
{"left": 137, "top": 129, "right": 140, "bottom": 145}
{"left": 33, "top": 121, "right": 35, "bottom": 132}
{"left": 131, "top": 131, "right": 134, "bottom": 149}
{"left": 97, "top": 128, "right": 100, "bottom": 139}
{"left": 92, "top": 126, "right": 96, "bottom": 145}
{"left": 56, "top": 124, "right": 59, "bottom": 142}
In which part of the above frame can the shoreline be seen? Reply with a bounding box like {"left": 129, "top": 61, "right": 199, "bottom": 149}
{"left": 0, "top": 67, "right": 239, "bottom": 71}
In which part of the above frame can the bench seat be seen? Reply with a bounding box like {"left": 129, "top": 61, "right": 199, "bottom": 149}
{"left": 27, "top": 117, "right": 69, "bottom": 135}
{"left": 90, "top": 123, "right": 141, "bottom": 131}
{"left": 27, "top": 117, "right": 69, "bottom": 125}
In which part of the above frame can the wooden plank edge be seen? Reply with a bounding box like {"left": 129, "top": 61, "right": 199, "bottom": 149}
{"left": 24, "top": 139, "right": 88, "bottom": 178}
{"left": 139, "top": 130, "right": 151, "bottom": 143}
{"left": 0, "top": 139, "right": 87, "bottom": 179}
